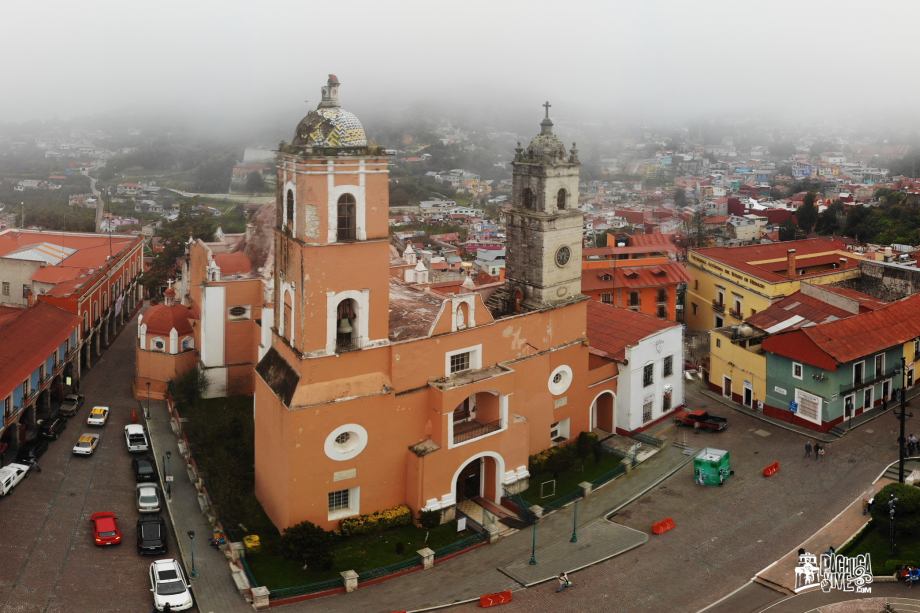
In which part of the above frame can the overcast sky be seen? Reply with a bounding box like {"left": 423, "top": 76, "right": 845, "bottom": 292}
{"left": 3, "top": 0, "right": 919, "bottom": 130}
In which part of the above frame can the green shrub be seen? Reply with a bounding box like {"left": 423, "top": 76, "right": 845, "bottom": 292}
{"left": 871, "top": 483, "right": 920, "bottom": 535}
{"left": 339, "top": 504, "right": 412, "bottom": 536}
{"left": 278, "top": 521, "right": 336, "bottom": 571}
{"left": 418, "top": 509, "right": 441, "bottom": 530}
{"left": 576, "top": 431, "right": 598, "bottom": 458}
{"left": 395, "top": 542, "right": 405, "bottom": 555}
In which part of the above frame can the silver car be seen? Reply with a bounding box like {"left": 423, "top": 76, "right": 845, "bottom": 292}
{"left": 136, "top": 483, "right": 161, "bottom": 513}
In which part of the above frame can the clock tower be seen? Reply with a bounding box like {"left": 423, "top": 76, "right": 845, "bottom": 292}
{"left": 504, "top": 102, "right": 583, "bottom": 310}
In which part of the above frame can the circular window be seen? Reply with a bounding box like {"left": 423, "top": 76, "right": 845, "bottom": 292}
{"left": 555, "top": 246, "right": 571, "bottom": 267}
{"left": 548, "top": 365, "right": 573, "bottom": 395}
{"left": 324, "top": 424, "right": 368, "bottom": 461}
{"left": 229, "top": 306, "right": 247, "bottom": 317}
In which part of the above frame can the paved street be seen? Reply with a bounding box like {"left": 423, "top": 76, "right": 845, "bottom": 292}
{"left": 444, "top": 383, "right": 911, "bottom": 613}
{"left": 0, "top": 311, "right": 180, "bottom": 613}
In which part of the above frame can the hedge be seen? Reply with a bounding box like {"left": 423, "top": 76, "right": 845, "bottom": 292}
{"left": 339, "top": 504, "right": 412, "bottom": 536}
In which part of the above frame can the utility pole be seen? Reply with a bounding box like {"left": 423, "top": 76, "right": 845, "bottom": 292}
{"left": 898, "top": 356, "right": 909, "bottom": 484}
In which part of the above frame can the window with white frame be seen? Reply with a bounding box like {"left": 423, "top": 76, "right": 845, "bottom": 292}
{"left": 450, "top": 352, "right": 470, "bottom": 374}
{"left": 327, "top": 487, "right": 359, "bottom": 519}
{"left": 550, "top": 418, "right": 570, "bottom": 443}
{"left": 601, "top": 292, "right": 612, "bottom": 304}
{"left": 663, "top": 355, "right": 673, "bottom": 378}
{"left": 853, "top": 361, "right": 864, "bottom": 386}
{"left": 643, "top": 363, "right": 654, "bottom": 387}
{"left": 3, "top": 396, "right": 10, "bottom": 417}
{"left": 875, "top": 354, "right": 884, "bottom": 378}
{"left": 792, "top": 362, "right": 803, "bottom": 380}
{"left": 152, "top": 338, "right": 166, "bottom": 352}
{"left": 863, "top": 387, "right": 872, "bottom": 410}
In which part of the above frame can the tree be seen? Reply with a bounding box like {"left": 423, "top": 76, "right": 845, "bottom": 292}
{"left": 245, "top": 171, "right": 266, "bottom": 193}
{"left": 778, "top": 218, "right": 798, "bottom": 241}
{"left": 279, "top": 521, "right": 336, "bottom": 571}
{"left": 168, "top": 366, "right": 208, "bottom": 408}
{"left": 815, "top": 201, "right": 844, "bottom": 235}
{"left": 871, "top": 483, "right": 920, "bottom": 535}
{"left": 689, "top": 210, "right": 707, "bottom": 247}
{"left": 797, "top": 192, "right": 818, "bottom": 234}
{"left": 673, "top": 187, "right": 687, "bottom": 208}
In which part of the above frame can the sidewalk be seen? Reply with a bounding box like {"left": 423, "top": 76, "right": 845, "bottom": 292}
{"left": 144, "top": 398, "right": 251, "bottom": 613}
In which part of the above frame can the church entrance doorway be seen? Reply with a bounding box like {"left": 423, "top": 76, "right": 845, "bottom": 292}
{"left": 591, "top": 391, "right": 615, "bottom": 434}
{"left": 457, "top": 458, "right": 481, "bottom": 502}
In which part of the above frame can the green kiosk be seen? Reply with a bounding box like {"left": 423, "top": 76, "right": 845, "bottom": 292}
{"left": 693, "top": 448, "right": 732, "bottom": 486}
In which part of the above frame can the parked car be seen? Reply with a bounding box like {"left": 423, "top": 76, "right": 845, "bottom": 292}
{"left": 59, "top": 393, "right": 85, "bottom": 417}
{"left": 39, "top": 416, "right": 67, "bottom": 440}
{"left": 136, "top": 483, "right": 161, "bottom": 513}
{"left": 90, "top": 511, "right": 122, "bottom": 546}
{"left": 137, "top": 516, "right": 168, "bottom": 555}
{"left": 86, "top": 406, "right": 110, "bottom": 426}
{"left": 124, "top": 424, "right": 149, "bottom": 453}
{"left": 133, "top": 457, "right": 157, "bottom": 483}
{"left": 15, "top": 438, "right": 49, "bottom": 463}
{"left": 0, "top": 463, "right": 30, "bottom": 496}
{"left": 149, "top": 558, "right": 193, "bottom": 611}
{"left": 72, "top": 433, "right": 100, "bottom": 456}
{"left": 674, "top": 409, "right": 728, "bottom": 432}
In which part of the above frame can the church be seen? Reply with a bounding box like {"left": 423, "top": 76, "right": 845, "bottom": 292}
{"left": 253, "top": 76, "right": 664, "bottom": 531}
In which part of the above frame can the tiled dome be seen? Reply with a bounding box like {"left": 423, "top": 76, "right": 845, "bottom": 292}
{"left": 142, "top": 302, "right": 193, "bottom": 336}
{"left": 292, "top": 75, "right": 367, "bottom": 149}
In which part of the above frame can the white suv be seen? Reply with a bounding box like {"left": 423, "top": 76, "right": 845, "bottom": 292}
{"left": 124, "top": 424, "right": 149, "bottom": 453}
{"left": 0, "top": 463, "right": 30, "bottom": 496}
{"left": 149, "top": 558, "right": 193, "bottom": 611}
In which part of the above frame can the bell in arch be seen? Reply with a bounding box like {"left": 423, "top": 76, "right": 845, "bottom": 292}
{"left": 338, "top": 317, "right": 353, "bottom": 334}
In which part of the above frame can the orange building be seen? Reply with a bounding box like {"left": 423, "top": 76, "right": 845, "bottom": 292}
{"left": 134, "top": 217, "right": 274, "bottom": 400}
{"left": 581, "top": 233, "right": 689, "bottom": 321}
{"left": 253, "top": 78, "right": 619, "bottom": 531}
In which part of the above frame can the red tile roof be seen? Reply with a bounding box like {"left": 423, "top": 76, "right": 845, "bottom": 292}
{"left": 586, "top": 301, "right": 679, "bottom": 362}
{"left": 0, "top": 303, "right": 79, "bottom": 396}
{"left": 628, "top": 232, "right": 677, "bottom": 248}
{"left": 213, "top": 251, "right": 253, "bottom": 276}
{"left": 582, "top": 262, "right": 690, "bottom": 292}
{"left": 692, "top": 238, "right": 853, "bottom": 283}
{"left": 762, "top": 293, "right": 920, "bottom": 368}
{"left": 141, "top": 302, "right": 194, "bottom": 336}
{"left": 746, "top": 291, "right": 853, "bottom": 332}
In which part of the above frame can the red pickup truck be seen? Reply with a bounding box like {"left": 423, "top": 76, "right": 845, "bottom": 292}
{"left": 674, "top": 410, "right": 728, "bottom": 432}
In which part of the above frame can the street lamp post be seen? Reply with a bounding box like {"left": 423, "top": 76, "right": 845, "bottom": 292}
{"left": 889, "top": 494, "right": 899, "bottom": 554}
{"left": 164, "top": 450, "right": 172, "bottom": 499}
{"left": 897, "top": 356, "right": 909, "bottom": 484}
{"left": 528, "top": 522, "right": 538, "bottom": 565}
{"left": 145, "top": 382, "right": 150, "bottom": 420}
{"left": 570, "top": 499, "right": 579, "bottom": 543}
{"left": 187, "top": 530, "right": 198, "bottom": 578}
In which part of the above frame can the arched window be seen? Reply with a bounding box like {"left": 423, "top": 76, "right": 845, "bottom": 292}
{"left": 522, "top": 188, "right": 535, "bottom": 210}
{"left": 285, "top": 189, "right": 294, "bottom": 228}
{"left": 455, "top": 302, "right": 469, "bottom": 330}
{"left": 335, "top": 299, "right": 359, "bottom": 351}
{"left": 337, "top": 194, "right": 357, "bottom": 241}
{"left": 557, "top": 188, "right": 567, "bottom": 210}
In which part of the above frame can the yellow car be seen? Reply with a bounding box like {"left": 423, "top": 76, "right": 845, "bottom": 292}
{"left": 72, "top": 433, "right": 100, "bottom": 456}
{"left": 86, "top": 406, "right": 110, "bottom": 427}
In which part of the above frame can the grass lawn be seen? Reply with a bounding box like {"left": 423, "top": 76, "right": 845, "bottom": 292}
{"left": 839, "top": 521, "right": 920, "bottom": 574}
{"left": 180, "top": 395, "right": 479, "bottom": 590}
{"left": 520, "top": 451, "right": 624, "bottom": 507}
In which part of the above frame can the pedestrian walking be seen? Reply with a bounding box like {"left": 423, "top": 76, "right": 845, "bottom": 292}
{"left": 817, "top": 445, "right": 826, "bottom": 460}
{"left": 814, "top": 443, "right": 823, "bottom": 460}
{"left": 556, "top": 571, "right": 572, "bottom": 593}
{"left": 804, "top": 440, "right": 813, "bottom": 458}
{"left": 909, "top": 433, "right": 918, "bottom": 456}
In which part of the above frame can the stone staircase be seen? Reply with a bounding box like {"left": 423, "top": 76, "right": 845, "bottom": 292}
{"left": 883, "top": 459, "right": 920, "bottom": 481}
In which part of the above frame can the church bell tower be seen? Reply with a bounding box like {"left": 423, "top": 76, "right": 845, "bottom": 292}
{"left": 505, "top": 102, "right": 583, "bottom": 309}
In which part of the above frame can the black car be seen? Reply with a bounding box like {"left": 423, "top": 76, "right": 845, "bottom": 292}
{"left": 132, "top": 457, "right": 157, "bottom": 483}
{"left": 136, "top": 515, "right": 168, "bottom": 555}
{"left": 16, "top": 437, "right": 49, "bottom": 463}
{"left": 39, "top": 416, "right": 67, "bottom": 440}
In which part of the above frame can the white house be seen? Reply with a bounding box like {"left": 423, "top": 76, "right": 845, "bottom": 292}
{"left": 586, "top": 302, "right": 685, "bottom": 434}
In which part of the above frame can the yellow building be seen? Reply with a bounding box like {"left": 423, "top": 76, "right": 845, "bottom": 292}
{"left": 685, "top": 238, "right": 865, "bottom": 332}
{"left": 708, "top": 327, "right": 766, "bottom": 408}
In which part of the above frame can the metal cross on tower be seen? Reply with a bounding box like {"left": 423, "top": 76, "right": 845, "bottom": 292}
{"left": 543, "top": 100, "right": 551, "bottom": 119}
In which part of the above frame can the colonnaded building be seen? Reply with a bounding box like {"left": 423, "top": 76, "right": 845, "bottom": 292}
{"left": 253, "top": 76, "right": 630, "bottom": 531}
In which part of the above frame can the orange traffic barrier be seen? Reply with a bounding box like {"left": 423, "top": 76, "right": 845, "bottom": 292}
{"left": 651, "top": 517, "right": 676, "bottom": 535}
{"left": 130, "top": 408, "right": 138, "bottom": 423}
{"left": 762, "top": 461, "right": 780, "bottom": 477}
{"left": 479, "top": 590, "right": 513, "bottom": 608}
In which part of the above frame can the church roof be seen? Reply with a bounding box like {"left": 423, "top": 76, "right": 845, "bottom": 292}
{"left": 142, "top": 302, "right": 193, "bottom": 337}
{"left": 292, "top": 75, "right": 367, "bottom": 149}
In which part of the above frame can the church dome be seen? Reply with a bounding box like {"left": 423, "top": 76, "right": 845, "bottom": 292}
{"left": 292, "top": 75, "right": 368, "bottom": 149}
{"left": 142, "top": 289, "right": 193, "bottom": 336}
{"left": 519, "top": 102, "right": 573, "bottom": 164}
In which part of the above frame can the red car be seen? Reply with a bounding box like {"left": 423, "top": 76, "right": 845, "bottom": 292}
{"left": 90, "top": 512, "right": 122, "bottom": 546}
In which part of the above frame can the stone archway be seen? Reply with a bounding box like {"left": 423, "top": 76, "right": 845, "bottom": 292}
{"left": 591, "top": 390, "right": 616, "bottom": 434}
{"left": 451, "top": 451, "right": 505, "bottom": 505}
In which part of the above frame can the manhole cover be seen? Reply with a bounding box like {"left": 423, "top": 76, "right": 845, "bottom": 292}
{"left": 753, "top": 429, "right": 771, "bottom": 438}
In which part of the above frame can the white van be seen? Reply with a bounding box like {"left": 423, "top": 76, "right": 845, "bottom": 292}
{"left": 0, "top": 463, "right": 30, "bottom": 495}
{"left": 125, "top": 424, "right": 150, "bottom": 453}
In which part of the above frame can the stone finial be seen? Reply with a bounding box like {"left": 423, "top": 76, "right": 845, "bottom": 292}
{"left": 570, "top": 142, "right": 579, "bottom": 163}
{"left": 319, "top": 74, "right": 341, "bottom": 108}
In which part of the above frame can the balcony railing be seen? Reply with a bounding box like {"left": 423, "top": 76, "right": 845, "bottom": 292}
{"left": 712, "top": 299, "right": 725, "bottom": 313}
{"left": 453, "top": 419, "right": 502, "bottom": 444}
{"left": 729, "top": 308, "right": 743, "bottom": 319}
{"left": 839, "top": 368, "right": 900, "bottom": 396}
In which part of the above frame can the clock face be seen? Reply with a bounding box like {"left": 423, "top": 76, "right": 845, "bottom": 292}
{"left": 555, "top": 246, "right": 571, "bottom": 267}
